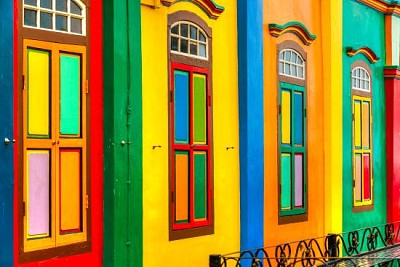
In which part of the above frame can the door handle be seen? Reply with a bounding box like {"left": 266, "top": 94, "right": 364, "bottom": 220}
{"left": 4, "top": 138, "right": 16, "bottom": 145}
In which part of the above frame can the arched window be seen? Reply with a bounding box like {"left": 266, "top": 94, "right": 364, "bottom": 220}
{"left": 352, "top": 67, "right": 371, "bottom": 92}
{"left": 23, "top": 0, "right": 86, "bottom": 35}
{"left": 168, "top": 11, "right": 213, "bottom": 240}
{"left": 170, "top": 21, "right": 208, "bottom": 59}
{"left": 351, "top": 62, "right": 373, "bottom": 209}
{"left": 277, "top": 41, "right": 307, "bottom": 224}
{"left": 279, "top": 49, "right": 305, "bottom": 79}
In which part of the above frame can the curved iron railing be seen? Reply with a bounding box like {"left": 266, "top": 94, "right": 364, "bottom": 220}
{"left": 209, "top": 222, "right": 400, "bottom": 267}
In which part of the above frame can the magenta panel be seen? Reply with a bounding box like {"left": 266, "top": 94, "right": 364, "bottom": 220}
{"left": 363, "top": 154, "right": 371, "bottom": 200}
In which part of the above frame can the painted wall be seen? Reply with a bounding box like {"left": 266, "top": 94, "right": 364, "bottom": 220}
{"left": 0, "top": 1, "right": 14, "bottom": 266}
{"left": 342, "top": 0, "right": 387, "bottom": 231}
{"left": 14, "top": 1, "right": 104, "bottom": 266}
{"left": 103, "top": 1, "right": 143, "bottom": 267}
{"left": 237, "top": 0, "right": 264, "bottom": 252}
{"left": 141, "top": 1, "right": 240, "bottom": 266}
{"left": 263, "top": 0, "right": 329, "bottom": 246}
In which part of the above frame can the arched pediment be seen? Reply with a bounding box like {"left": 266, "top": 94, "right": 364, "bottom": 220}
{"left": 161, "top": 0, "right": 224, "bottom": 19}
{"left": 346, "top": 47, "right": 380, "bottom": 64}
{"left": 269, "top": 21, "right": 316, "bottom": 46}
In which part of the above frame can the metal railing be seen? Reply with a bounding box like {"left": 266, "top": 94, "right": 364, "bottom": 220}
{"left": 209, "top": 222, "right": 400, "bottom": 267}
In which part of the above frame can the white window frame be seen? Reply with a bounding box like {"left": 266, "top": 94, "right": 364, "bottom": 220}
{"left": 23, "top": 0, "right": 86, "bottom": 36}
{"left": 279, "top": 49, "right": 305, "bottom": 80}
{"left": 352, "top": 67, "right": 371, "bottom": 92}
{"left": 170, "top": 21, "right": 208, "bottom": 60}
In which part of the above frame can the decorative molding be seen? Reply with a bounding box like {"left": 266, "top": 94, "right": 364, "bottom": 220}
{"left": 346, "top": 47, "right": 380, "bottom": 63}
{"left": 356, "top": 0, "right": 400, "bottom": 16}
{"left": 161, "top": 0, "right": 224, "bottom": 19}
{"left": 268, "top": 22, "right": 317, "bottom": 46}
{"left": 384, "top": 66, "right": 400, "bottom": 79}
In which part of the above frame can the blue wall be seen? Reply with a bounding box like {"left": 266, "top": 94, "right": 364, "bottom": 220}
{"left": 237, "top": 0, "right": 264, "bottom": 251}
{"left": 0, "top": 1, "right": 14, "bottom": 266}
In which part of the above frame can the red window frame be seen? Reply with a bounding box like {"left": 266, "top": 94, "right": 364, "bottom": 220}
{"left": 170, "top": 62, "right": 212, "bottom": 230}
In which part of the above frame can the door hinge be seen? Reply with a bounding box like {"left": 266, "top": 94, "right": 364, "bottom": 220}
{"left": 353, "top": 180, "right": 355, "bottom": 188}
{"left": 304, "top": 108, "right": 307, "bottom": 118}
{"left": 278, "top": 105, "right": 281, "bottom": 114}
{"left": 86, "top": 80, "right": 89, "bottom": 94}
{"left": 171, "top": 191, "right": 174, "bottom": 203}
{"left": 170, "top": 91, "right": 173, "bottom": 102}
{"left": 352, "top": 114, "right": 355, "bottom": 121}
{"left": 86, "top": 195, "right": 89, "bottom": 209}
{"left": 22, "top": 201, "right": 26, "bottom": 216}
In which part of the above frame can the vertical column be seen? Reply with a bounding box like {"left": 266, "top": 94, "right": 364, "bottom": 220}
{"left": 385, "top": 66, "right": 400, "bottom": 223}
{"left": 0, "top": 1, "right": 14, "bottom": 266}
{"left": 321, "top": 0, "right": 343, "bottom": 234}
{"left": 237, "top": 0, "right": 264, "bottom": 251}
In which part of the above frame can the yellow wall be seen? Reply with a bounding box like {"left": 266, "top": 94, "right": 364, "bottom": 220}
{"left": 141, "top": 1, "right": 240, "bottom": 266}
{"left": 263, "top": 0, "right": 342, "bottom": 246}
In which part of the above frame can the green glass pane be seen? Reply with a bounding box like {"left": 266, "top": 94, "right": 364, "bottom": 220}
{"left": 60, "top": 54, "right": 80, "bottom": 135}
{"left": 194, "top": 153, "right": 207, "bottom": 220}
{"left": 193, "top": 74, "right": 206, "bottom": 143}
{"left": 281, "top": 154, "right": 291, "bottom": 210}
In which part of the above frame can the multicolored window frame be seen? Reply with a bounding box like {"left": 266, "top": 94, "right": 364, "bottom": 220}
{"left": 20, "top": 39, "right": 89, "bottom": 261}
{"left": 168, "top": 11, "right": 213, "bottom": 240}
{"left": 277, "top": 41, "right": 308, "bottom": 222}
{"left": 351, "top": 62, "right": 373, "bottom": 208}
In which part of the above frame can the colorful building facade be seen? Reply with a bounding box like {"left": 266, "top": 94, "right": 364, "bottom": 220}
{"left": 0, "top": 0, "right": 399, "bottom": 266}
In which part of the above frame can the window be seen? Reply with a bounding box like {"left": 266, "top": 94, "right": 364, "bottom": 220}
{"left": 277, "top": 43, "right": 307, "bottom": 222}
{"left": 22, "top": 40, "right": 87, "bottom": 253}
{"left": 170, "top": 21, "right": 208, "bottom": 59}
{"left": 168, "top": 11, "right": 213, "bottom": 240}
{"left": 352, "top": 62, "right": 373, "bottom": 208}
{"left": 23, "top": 0, "right": 86, "bottom": 35}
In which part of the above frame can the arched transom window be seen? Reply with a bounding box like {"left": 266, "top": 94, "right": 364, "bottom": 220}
{"left": 279, "top": 49, "right": 305, "bottom": 79}
{"left": 352, "top": 67, "right": 370, "bottom": 92}
{"left": 23, "top": 0, "right": 86, "bottom": 35}
{"left": 170, "top": 21, "right": 208, "bottom": 59}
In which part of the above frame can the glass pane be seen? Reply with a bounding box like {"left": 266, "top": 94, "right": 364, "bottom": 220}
{"left": 40, "top": 12, "right": 52, "bottom": 29}
{"left": 291, "top": 52, "right": 296, "bottom": 63}
{"left": 199, "top": 32, "right": 206, "bottom": 42}
{"left": 171, "top": 37, "right": 179, "bottom": 51}
{"left": 284, "top": 63, "right": 290, "bottom": 75}
{"left": 174, "top": 70, "right": 189, "bottom": 144}
{"left": 56, "top": 0, "right": 67, "bottom": 12}
{"left": 361, "top": 80, "right": 365, "bottom": 90}
{"left": 297, "top": 56, "right": 303, "bottom": 65}
{"left": 24, "top": 0, "right": 37, "bottom": 6}
{"left": 27, "top": 151, "right": 50, "bottom": 238}
{"left": 281, "top": 153, "right": 291, "bottom": 210}
{"left": 171, "top": 25, "right": 179, "bottom": 35}
{"left": 24, "top": 9, "right": 37, "bottom": 27}
{"left": 199, "top": 44, "right": 206, "bottom": 58}
{"left": 194, "top": 152, "right": 207, "bottom": 220}
{"left": 363, "top": 154, "right": 371, "bottom": 200}
{"left": 281, "top": 90, "right": 291, "bottom": 144}
{"left": 71, "top": 18, "right": 82, "bottom": 34}
{"left": 285, "top": 51, "right": 291, "bottom": 61}
{"left": 279, "top": 62, "right": 283, "bottom": 74}
{"left": 362, "top": 101, "right": 370, "bottom": 149}
{"left": 294, "top": 154, "right": 303, "bottom": 207}
{"left": 180, "top": 23, "right": 188, "bottom": 37}
{"left": 354, "top": 100, "right": 361, "bottom": 148}
{"left": 299, "top": 67, "right": 304, "bottom": 78}
{"left": 56, "top": 15, "right": 67, "bottom": 31}
{"left": 193, "top": 74, "right": 206, "bottom": 144}
{"left": 70, "top": 1, "right": 82, "bottom": 15}
{"left": 60, "top": 54, "right": 81, "bottom": 135}
{"left": 180, "top": 39, "right": 188, "bottom": 53}
{"left": 294, "top": 92, "right": 303, "bottom": 145}
{"left": 190, "top": 25, "right": 197, "bottom": 39}
{"left": 40, "top": 0, "right": 52, "bottom": 9}
{"left": 279, "top": 52, "right": 284, "bottom": 60}
{"left": 190, "top": 43, "right": 197, "bottom": 55}
{"left": 28, "top": 49, "right": 50, "bottom": 137}
{"left": 60, "top": 149, "right": 82, "bottom": 234}
{"left": 291, "top": 65, "right": 296, "bottom": 77}
{"left": 352, "top": 78, "right": 356, "bottom": 88}
{"left": 175, "top": 152, "right": 189, "bottom": 223}
{"left": 355, "top": 154, "right": 362, "bottom": 202}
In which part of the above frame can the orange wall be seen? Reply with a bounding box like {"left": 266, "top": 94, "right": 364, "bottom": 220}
{"left": 263, "top": 0, "right": 325, "bottom": 246}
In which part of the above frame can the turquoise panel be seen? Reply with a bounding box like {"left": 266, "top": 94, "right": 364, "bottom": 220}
{"left": 60, "top": 54, "right": 80, "bottom": 135}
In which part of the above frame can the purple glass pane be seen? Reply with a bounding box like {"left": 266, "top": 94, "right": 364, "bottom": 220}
{"left": 295, "top": 154, "right": 303, "bottom": 207}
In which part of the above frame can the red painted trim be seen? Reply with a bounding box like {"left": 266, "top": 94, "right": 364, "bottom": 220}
{"left": 386, "top": 71, "right": 400, "bottom": 224}
{"left": 13, "top": 0, "right": 20, "bottom": 264}
{"left": 170, "top": 62, "right": 212, "bottom": 230}
{"left": 15, "top": 0, "right": 103, "bottom": 265}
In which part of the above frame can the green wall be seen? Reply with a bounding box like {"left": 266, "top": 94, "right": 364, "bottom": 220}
{"left": 103, "top": 1, "right": 143, "bottom": 266}
{"left": 342, "top": 0, "right": 387, "bottom": 232}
